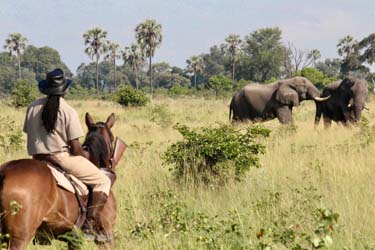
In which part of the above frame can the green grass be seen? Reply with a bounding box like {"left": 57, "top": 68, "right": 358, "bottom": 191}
{"left": 1, "top": 96, "right": 375, "bottom": 249}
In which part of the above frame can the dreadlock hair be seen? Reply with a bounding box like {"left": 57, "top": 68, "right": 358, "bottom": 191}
{"left": 41, "top": 95, "right": 61, "bottom": 134}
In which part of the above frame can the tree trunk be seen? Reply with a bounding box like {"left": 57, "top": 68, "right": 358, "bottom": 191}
{"left": 135, "top": 69, "right": 139, "bottom": 90}
{"left": 232, "top": 58, "right": 235, "bottom": 87}
{"left": 96, "top": 54, "right": 99, "bottom": 95}
{"left": 17, "top": 52, "right": 21, "bottom": 79}
{"left": 149, "top": 55, "right": 153, "bottom": 94}
{"left": 194, "top": 71, "right": 197, "bottom": 89}
{"left": 113, "top": 58, "right": 117, "bottom": 91}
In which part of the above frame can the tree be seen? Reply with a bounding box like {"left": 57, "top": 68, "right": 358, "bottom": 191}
{"left": 223, "top": 34, "right": 242, "bottom": 86}
{"left": 208, "top": 75, "right": 232, "bottom": 97}
{"left": 22, "top": 45, "right": 71, "bottom": 82}
{"left": 315, "top": 58, "right": 341, "bottom": 78}
{"left": 294, "top": 67, "right": 337, "bottom": 88}
{"left": 337, "top": 35, "right": 357, "bottom": 59}
{"left": 104, "top": 41, "right": 122, "bottom": 90}
{"left": 135, "top": 19, "right": 163, "bottom": 94}
{"left": 240, "top": 27, "right": 285, "bottom": 82}
{"left": 123, "top": 44, "right": 144, "bottom": 89}
{"left": 83, "top": 27, "right": 108, "bottom": 95}
{"left": 186, "top": 56, "right": 205, "bottom": 89}
{"left": 75, "top": 61, "right": 128, "bottom": 91}
{"left": 337, "top": 35, "right": 364, "bottom": 77}
{"left": 3, "top": 32, "right": 28, "bottom": 79}
{"left": 201, "top": 45, "right": 226, "bottom": 82}
{"left": 283, "top": 42, "right": 321, "bottom": 77}
{"left": 358, "top": 33, "right": 375, "bottom": 65}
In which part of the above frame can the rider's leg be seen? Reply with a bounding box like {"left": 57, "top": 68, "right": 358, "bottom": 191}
{"left": 52, "top": 152, "right": 111, "bottom": 242}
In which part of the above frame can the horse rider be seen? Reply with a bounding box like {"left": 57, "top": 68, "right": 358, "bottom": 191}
{"left": 23, "top": 68, "right": 111, "bottom": 242}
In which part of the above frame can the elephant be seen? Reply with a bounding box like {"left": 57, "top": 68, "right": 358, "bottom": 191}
{"left": 229, "top": 76, "right": 329, "bottom": 124}
{"left": 314, "top": 78, "right": 368, "bottom": 128}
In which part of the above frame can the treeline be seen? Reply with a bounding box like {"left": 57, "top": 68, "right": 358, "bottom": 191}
{"left": 1, "top": 23, "right": 375, "bottom": 97}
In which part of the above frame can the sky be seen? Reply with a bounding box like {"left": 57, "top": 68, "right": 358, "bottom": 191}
{"left": 1, "top": 0, "right": 374, "bottom": 74}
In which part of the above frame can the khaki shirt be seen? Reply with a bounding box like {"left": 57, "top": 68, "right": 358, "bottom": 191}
{"left": 23, "top": 97, "right": 84, "bottom": 155}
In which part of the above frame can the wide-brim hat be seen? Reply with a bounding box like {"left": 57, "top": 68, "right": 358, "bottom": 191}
{"left": 38, "top": 68, "right": 72, "bottom": 95}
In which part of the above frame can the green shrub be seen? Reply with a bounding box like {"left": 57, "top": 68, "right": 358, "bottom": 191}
{"left": 168, "top": 85, "right": 190, "bottom": 96}
{"left": 0, "top": 116, "right": 24, "bottom": 154}
{"left": 11, "top": 79, "right": 38, "bottom": 107}
{"left": 130, "top": 187, "right": 339, "bottom": 249}
{"left": 65, "top": 84, "right": 97, "bottom": 99}
{"left": 294, "top": 67, "right": 338, "bottom": 89}
{"left": 207, "top": 75, "right": 233, "bottom": 97}
{"left": 114, "top": 85, "right": 149, "bottom": 107}
{"left": 253, "top": 186, "right": 339, "bottom": 250}
{"left": 234, "top": 79, "right": 250, "bottom": 91}
{"left": 130, "top": 190, "right": 249, "bottom": 249}
{"left": 150, "top": 104, "right": 173, "bottom": 128}
{"left": 163, "top": 123, "right": 270, "bottom": 183}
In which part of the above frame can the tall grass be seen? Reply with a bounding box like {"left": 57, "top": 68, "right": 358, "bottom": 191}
{"left": 1, "top": 96, "right": 375, "bottom": 249}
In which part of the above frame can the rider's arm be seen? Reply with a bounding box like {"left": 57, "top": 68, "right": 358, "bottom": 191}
{"left": 69, "top": 138, "right": 90, "bottom": 159}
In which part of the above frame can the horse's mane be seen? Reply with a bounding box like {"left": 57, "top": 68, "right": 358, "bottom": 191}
{"left": 82, "top": 122, "right": 112, "bottom": 168}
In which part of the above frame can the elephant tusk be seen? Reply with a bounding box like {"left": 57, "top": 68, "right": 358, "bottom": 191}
{"left": 347, "top": 103, "right": 352, "bottom": 108}
{"left": 314, "top": 95, "right": 330, "bottom": 101}
{"left": 364, "top": 106, "right": 369, "bottom": 110}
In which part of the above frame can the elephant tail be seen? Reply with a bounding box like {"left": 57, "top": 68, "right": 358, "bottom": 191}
{"left": 229, "top": 106, "right": 232, "bottom": 121}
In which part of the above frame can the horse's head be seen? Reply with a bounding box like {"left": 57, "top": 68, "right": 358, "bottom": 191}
{"left": 83, "top": 113, "right": 116, "bottom": 169}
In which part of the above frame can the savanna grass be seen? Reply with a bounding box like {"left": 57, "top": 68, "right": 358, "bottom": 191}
{"left": 1, "top": 96, "right": 375, "bottom": 249}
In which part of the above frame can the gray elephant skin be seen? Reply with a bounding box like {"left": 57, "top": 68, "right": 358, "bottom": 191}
{"left": 314, "top": 78, "right": 368, "bottom": 128}
{"left": 229, "top": 77, "right": 327, "bottom": 124}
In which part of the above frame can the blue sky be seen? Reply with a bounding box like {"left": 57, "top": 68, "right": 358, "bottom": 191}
{"left": 1, "top": 0, "right": 374, "bottom": 73}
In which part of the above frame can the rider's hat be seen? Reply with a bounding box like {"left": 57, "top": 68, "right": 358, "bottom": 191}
{"left": 38, "top": 68, "right": 72, "bottom": 95}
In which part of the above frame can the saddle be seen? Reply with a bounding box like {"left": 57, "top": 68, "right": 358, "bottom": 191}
{"left": 33, "top": 154, "right": 114, "bottom": 227}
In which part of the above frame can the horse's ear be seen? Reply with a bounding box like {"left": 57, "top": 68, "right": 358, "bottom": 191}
{"left": 85, "top": 112, "right": 95, "bottom": 127}
{"left": 106, "top": 113, "right": 115, "bottom": 128}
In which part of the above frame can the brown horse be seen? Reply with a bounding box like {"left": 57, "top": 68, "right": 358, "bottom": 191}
{"left": 0, "top": 113, "right": 122, "bottom": 250}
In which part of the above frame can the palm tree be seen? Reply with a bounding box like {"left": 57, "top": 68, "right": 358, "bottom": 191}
{"left": 135, "top": 19, "right": 163, "bottom": 94}
{"left": 123, "top": 44, "right": 144, "bottom": 89}
{"left": 105, "top": 41, "right": 121, "bottom": 90}
{"left": 186, "top": 56, "right": 205, "bottom": 89}
{"left": 3, "top": 32, "right": 28, "bottom": 79}
{"left": 337, "top": 35, "right": 357, "bottom": 59}
{"left": 223, "top": 34, "right": 242, "bottom": 86}
{"left": 83, "top": 27, "right": 108, "bottom": 95}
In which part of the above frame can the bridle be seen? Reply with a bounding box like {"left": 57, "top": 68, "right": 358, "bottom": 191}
{"left": 85, "top": 122, "right": 114, "bottom": 169}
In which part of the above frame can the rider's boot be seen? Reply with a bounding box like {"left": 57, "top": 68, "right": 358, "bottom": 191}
{"left": 82, "top": 191, "right": 109, "bottom": 242}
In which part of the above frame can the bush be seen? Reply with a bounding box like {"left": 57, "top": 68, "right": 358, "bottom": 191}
{"left": 130, "top": 187, "right": 339, "bottom": 249}
{"left": 150, "top": 104, "right": 173, "bottom": 128}
{"left": 130, "top": 190, "right": 251, "bottom": 249}
{"left": 207, "top": 75, "right": 233, "bottom": 97}
{"left": 0, "top": 116, "right": 24, "bottom": 154}
{"left": 294, "top": 67, "right": 338, "bottom": 89}
{"left": 163, "top": 123, "right": 270, "bottom": 183}
{"left": 114, "top": 85, "right": 149, "bottom": 107}
{"left": 232, "top": 79, "right": 250, "bottom": 91}
{"left": 168, "top": 85, "right": 190, "bottom": 96}
{"left": 11, "top": 79, "right": 38, "bottom": 107}
{"left": 65, "top": 84, "right": 97, "bottom": 99}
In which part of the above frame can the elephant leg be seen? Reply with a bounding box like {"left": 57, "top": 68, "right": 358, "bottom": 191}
{"left": 276, "top": 106, "right": 293, "bottom": 124}
{"left": 314, "top": 102, "right": 322, "bottom": 127}
{"left": 323, "top": 115, "right": 332, "bottom": 129}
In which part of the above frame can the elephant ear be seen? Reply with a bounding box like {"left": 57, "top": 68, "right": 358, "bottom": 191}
{"left": 275, "top": 84, "right": 300, "bottom": 106}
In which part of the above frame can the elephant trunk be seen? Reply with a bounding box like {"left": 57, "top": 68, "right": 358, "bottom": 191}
{"left": 353, "top": 98, "right": 366, "bottom": 122}
{"left": 307, "top": 84, "right": 331, "bottom": 102}
{"left": 307, "top": 85, "right": 321, "bottom": 100}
